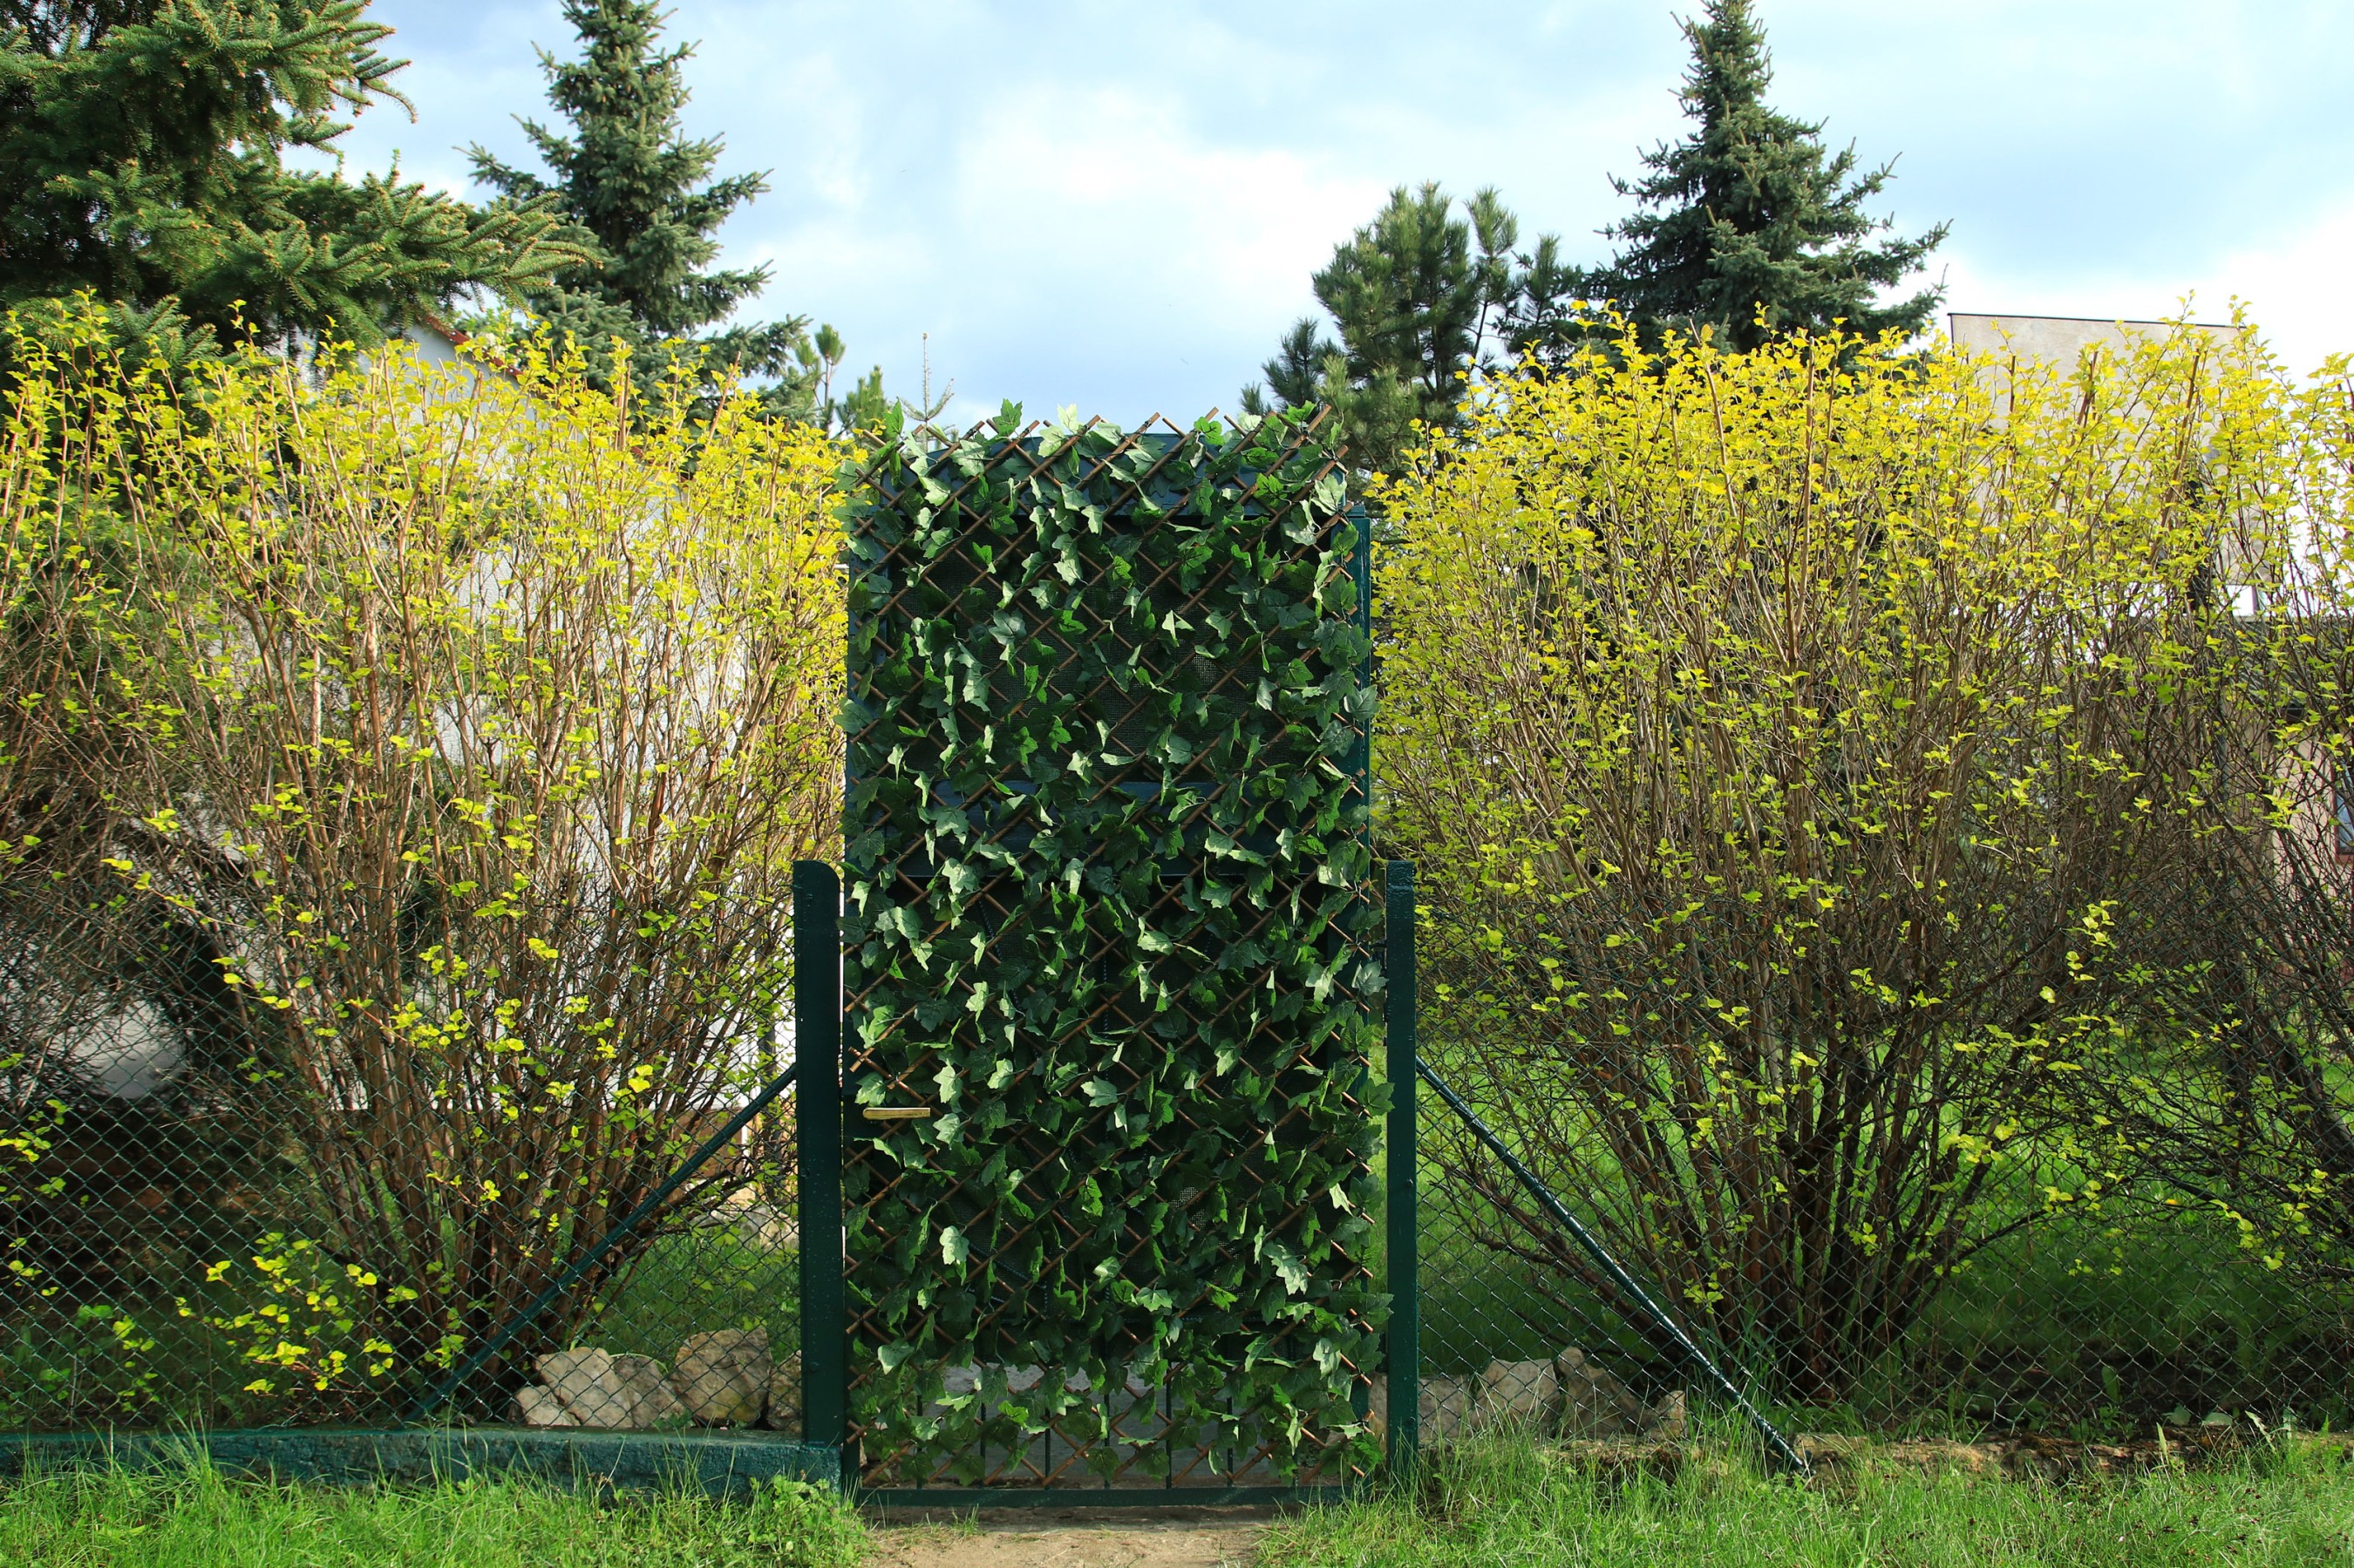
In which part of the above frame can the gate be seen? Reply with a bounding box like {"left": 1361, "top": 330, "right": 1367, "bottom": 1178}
{"left": 797, "top": 409, "right": 1400, "bottom": 1501}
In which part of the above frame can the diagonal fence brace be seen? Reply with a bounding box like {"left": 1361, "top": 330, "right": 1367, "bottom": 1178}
{"left": 407, "top": 1062, "right": 803, "bottom": 1425}
{"left": 1415, "top": 1056, "right": 1809, "bottom": 1476}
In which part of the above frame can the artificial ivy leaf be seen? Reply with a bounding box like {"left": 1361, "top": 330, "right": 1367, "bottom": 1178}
{"left": 1262, "top": 1241, "right": 1310, "bottom": 1295}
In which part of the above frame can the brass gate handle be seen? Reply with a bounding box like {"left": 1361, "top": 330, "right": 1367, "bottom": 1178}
{"left": 861, "top": 1105, "right": 933, "bottom": 1121}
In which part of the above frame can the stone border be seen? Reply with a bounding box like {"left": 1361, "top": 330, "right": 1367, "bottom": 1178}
{"left": 0, "top": 1428, "right": 840, "bottom": 1498}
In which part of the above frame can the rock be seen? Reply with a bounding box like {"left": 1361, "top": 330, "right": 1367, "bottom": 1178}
{"left": 982, "top": 1365, "right": 1052, "bottom": 1479}
{"left": 1110, "top": 1370, "right": 1160, "bottom": 1447}
{"left": 1555, "top": 1347, "right": 1640, "bottom": 1437}
{"left": 1641, "top": 1389, "right": 1689, "bottom": 1440}
{"left": 1546, "top": 1438, "right": 1693, "bottom": 1480}
{"left": 515, "top": 1384, "right": 576, "bottom": 1427}
{"left": 1419, "top": 1373, "right": 1473, "bottom": 1442}
{"left": 1476, "top": 1358, "right": 1559, "bottom": 1432}
{"left": 1794, "top": 1434, "right": 1874, "bottom": 1468}
{"left": 732, "top": 1203, "right": 798, "bottom": 1252}
{"left": 673, "top": 1329, "right": 772, "bottom": 1425}
{"left": 1798, "top": 1434, "right": 2017, "bottom": 1476}
{"left": 539, "top": 1347, "right": 629, "bottom": 1426}
{"left": 611, "top": 1353, "right": 686, "bottom": 1429}
{"left": 1882, "top": 1437, "right": 2007, "bottom": 1476}
{"left": 534, "top": 1347, "right": 686, "bottom": 1429}
{"left": 765, "top": 1352, "right": 803, "bottom": 1433}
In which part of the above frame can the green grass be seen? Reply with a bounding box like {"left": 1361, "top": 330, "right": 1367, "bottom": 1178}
{"left": 15, "top": 1439, "right": 2354, "bottom": 1568}
{"left": 0, "top": 1457, "right": 867, "bottom": 1568}
{"left": 1262, "top": 1436, "right": 2354, "bottom": 1567}
{"left": 592, "top": 1222, "right": 800, "bottom": 1365}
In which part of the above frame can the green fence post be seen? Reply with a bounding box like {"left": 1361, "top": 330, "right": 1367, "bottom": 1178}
{"left": 794, "top": 861, "right": 847, "bottom": 1483}
{"left": 1385, "top": 859, "right": 1419, "bottom": 1474}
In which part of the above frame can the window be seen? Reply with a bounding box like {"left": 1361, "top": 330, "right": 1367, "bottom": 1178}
{"left": 2335, "top": 758, "right": 2354, "bottom": 859}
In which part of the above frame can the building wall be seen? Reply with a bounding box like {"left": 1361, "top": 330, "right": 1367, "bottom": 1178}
{"left": 1948, "top": 312, "right": 2242, "bottom": 364}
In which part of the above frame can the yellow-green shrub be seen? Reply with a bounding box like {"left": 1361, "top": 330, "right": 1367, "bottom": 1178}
{"left": 1376, "top": 321, "right": 2268, "bottom": 1396}
{"left": 1, "top": 316, "right": 843, "bottom": 1415}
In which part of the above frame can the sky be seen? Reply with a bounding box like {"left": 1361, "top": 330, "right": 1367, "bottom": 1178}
{"left": 334, "top": 0, "right": 2354, "bottom": 425}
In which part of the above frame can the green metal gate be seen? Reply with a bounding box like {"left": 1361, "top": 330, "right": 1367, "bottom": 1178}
{"left": 796, "top": 410, "right": 1408, "bottom": 1501}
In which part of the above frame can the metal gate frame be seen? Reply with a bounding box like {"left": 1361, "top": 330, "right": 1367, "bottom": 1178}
{"left": 793, "top": 856, "right": 1420, "bottom": 1504}
{"left": 800, "top": 427, "right": 1410, "bottom": 1504}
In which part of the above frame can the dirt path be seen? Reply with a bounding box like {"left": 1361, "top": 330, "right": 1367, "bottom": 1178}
{"left": 871, "top": 1507, "right": 1268, "bottom": 1568}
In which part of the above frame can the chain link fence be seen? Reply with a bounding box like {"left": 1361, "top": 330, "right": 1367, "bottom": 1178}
{"left": 1405, "top": 947, "right": 2354, "bottom": 1448}
{"left": 0, "top": 875, "right": 806, "bottom": 1440}
{"left": 13, "top": 859, "right": 2335, "bottom": 1462}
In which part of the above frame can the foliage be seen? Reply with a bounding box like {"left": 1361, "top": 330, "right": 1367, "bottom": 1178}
{"left": 0, "top": 306, "right": 148, "bottom": 875}
{"left": 838, "top": 405, "right": 1384, "bottom": 1478}
{"left": 2053, "top": 330, "right": 2354, "bottom": 1288}
{"left": 0, "top": 313, "right": 845, "bottom": 1414}
{"left": 0, "top": 0, "right": 576, "bottom": 364}
{"left": 803, "top": 324, "right": 889, "bottom": 437}
{"left": 1546, "top": 0, "right": 1948, "bottom": 358}
{"left": 1377, "top": 322, "right": 2235, "bottom": 1399}
{"left": 0, "top": 1458, "right": 869, "bottom": 1568}
{"left": 177, "top": 1234, "right": 403, "bottom": 1396}
{"left": 468, "top": 0, "right": 846, "bottom": 421}
{"left": 1241, "top": 184, "right": 1547, "bottom": 479}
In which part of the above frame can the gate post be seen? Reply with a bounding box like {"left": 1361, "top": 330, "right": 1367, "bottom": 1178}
{"left": 794, "top": 861, "right": 847, "bottom": 1477}
{"left": 1385, "top": 859, "right": 1419, "bottom": 1473}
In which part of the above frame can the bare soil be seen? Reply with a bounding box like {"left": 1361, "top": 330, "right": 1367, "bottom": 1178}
{"left": 869, "top": 1505, "right": 1269, "bottom": 1568}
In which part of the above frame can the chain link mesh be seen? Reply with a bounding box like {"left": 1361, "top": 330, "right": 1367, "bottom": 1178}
{"left": 1409, "top": 939, "right": 2354, "bottom": 1445}
{"left": 0, "top": 876, "right": 804, "bottom": 1438}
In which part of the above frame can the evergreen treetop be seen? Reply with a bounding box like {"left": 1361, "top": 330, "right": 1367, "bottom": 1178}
{"left": 467, "top": 0, "right": 826, "bottom": 415}
{"left": 1554, "top": 0, "right": 1947, "bottom": 355}
{"left": 0, "top": 0, "right": 576, "bottom": 364}
{"left": 1243, "top": 182, "right": 1535, "bottom": 478}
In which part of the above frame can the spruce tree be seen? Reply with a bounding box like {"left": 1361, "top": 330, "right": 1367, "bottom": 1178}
{"left": 1555, "top": 0, "right": 1947, "bottom": 356}
{"left": 468, "top": 0, "right": 828, "bottom": 417}
{"left": 1242, "top": 183, "right": 1539, "bottom": 477}
{"left": 0, "top": 0, "right": 574, "bottom": 365}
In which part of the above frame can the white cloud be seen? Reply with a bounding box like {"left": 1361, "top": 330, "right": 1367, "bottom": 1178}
{"left": 948, "top": 83, "right": 1382, "bottom": 320}
{"left": 2197, "top": 207, "right": 2354, "bottom": 378}
{"left": 1939, "top": 200, "right": 2354, "bottom": 382}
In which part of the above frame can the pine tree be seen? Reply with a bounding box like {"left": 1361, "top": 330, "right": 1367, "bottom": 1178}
{"left": 1242, "top": 183, "right": 1538, "bottom": 477}
{"left": 468, "top": 0, "right": 831, "bottom": 417}
{"left": 0, "top": 0, "right": 575, "bottom": 365}
{"left": 1554, "top": 0, "right": 1947, "bottom": 356}
{"left": 799, "top": 324, "right": 888, "bottom": 433}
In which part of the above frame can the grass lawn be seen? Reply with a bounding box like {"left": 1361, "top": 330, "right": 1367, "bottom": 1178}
{"left": 1262, "top": 1436, "right": 2354, "bottom": 1567}
{"left": 0, "top": 1458, "right": 867, "bottom": 1567}
{"left": 11, "top": 1436, "right": 2354, "bottom": 1565}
